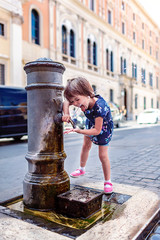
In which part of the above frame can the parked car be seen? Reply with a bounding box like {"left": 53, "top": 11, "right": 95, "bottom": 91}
{"left": 137, "top": 108, "right": 160, "bottom": 124}
{"left": 65, "top": 102, "right": 122, "bottom": 130}
{"left": 0, "top": 86, "right": 27, "bottom": 140}
{"left": 108, "top": 102, "right": 123, "bottom": 128}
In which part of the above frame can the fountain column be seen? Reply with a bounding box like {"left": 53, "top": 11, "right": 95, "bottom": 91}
{"left": 23, "top": 58, "right": 70, "bottom": 210}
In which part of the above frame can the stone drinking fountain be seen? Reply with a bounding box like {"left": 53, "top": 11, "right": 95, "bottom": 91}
{"left": 0, "top": 58, "right": 158, "bottom": 239}
{"left": 22, "top": 57, "right": 104, "bottom": 217}
{"left": 23, "top": 58, "right": 70, "bottom": 210}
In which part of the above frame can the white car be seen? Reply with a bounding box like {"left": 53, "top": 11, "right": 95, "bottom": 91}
{"left": 108, "top": 102, "right": 123, "bottom": 128}
{"left": 137, "top": 108, "right": 160, "bottom": 124}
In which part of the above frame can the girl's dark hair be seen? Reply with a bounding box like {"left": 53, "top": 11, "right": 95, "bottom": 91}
{"left": 64, "top": 77, "right": 94, "bottom": 101}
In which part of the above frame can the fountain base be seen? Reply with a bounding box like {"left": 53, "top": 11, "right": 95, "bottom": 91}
{"left": 0, "top": 185, "right": 131, "bottom": 238}
{"left": 57, "top": 186, "right": 103, "bottom": 218}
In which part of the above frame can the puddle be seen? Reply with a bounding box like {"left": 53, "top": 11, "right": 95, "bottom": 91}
{"left": 0, "top": 185, "right": 131, "bottom": 239}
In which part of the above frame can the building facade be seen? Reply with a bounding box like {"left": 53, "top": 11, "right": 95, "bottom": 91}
{"left": 0, "top": 0, "right": 23, "bottom": 86}
{"left": 0, "top": 0, "right": 160, "bottom": 120}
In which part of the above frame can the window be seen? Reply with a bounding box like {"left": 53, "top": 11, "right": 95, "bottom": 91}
{"left": 31, "top": 9, "right": 40, "bottom": 45}
{"left": 135, "top": 94, "right": 138, "bottom": 109}
{"left": 108, "top": 10, "right": 112, "bottom": 25}
{"left": 110, "top": 51, "right": 114, "bottom": 72}
{"left": 87, "top": 39, "right": 91, "bottom": 64}
{"left": 106, "top": 49, "right": 109, "bottom": 70}
{"left": 122, "top": 1, "right": 125, "bottom": 10}
{"left": 87, "top": 38, "right": 97, "bottom": 66}
{"left": 62, "top": 25, "right": 67, "bottom": 55}
{"left": 142, "top": 22, "right": 144, "bottom": 29}
{"left": 106, "top": 49, "right": 114, "bottom": 72}
{"left": 141, "top": 68, "right": 146, "bottom": 84}
{"left": 156, "top": 76, "right": 159, "bottom": 89}
{"left": 144, "top": 97, "right": 146, "bottom": 109}
{"left": 122, "top": 22, "right": 125, "bottom": 35}
{"left": 62, "top": 26, "right": 76, "bottom": 60}
{"left": 110, "top": 89, "right": 114, "bottom": 102}
{"left": 151, "top": 98, "right": 153, "bottom": 108}
{"left": 157, "top": 101, "right": 159, "bottom": 109}
{"left": 150, "top": 30, "right": 152, "bottom": 37}
{"left": 120, "top": 57, "right": 127, "bottom": 74}
{"left": 92, "top": 85, "right": 96, "bottom": 94}
{"left": 123, "top": 58, "right": 126, "bottom": 74}
{"left": 93, "top": 42, "right": 97, "bottom": 66}
{"left": 150, "top": 46, "right": 152, "bottom": 55}
{"left": 149, "top": 73, "right": 153, "bottom": 87}
{"left": 142, "top": 39, "right": 145, "bottom": 49}
{"left": 133, "top": 31, "right": 136, "bottom": 43}
{"left": 133, "top": 13, "right": 135, "bottom": 21}
{"left": 90, "top": 0, "right": 94, "bottom": 11}
{"left": 70, "top": 30, "right": 75, "bottom": 58}
{"left": 0, "top": 23, "right": 4, "bottom": 36}
{"left": 132, "top": 63, "right": 137, "bottom": 80}
{"left": 156, "top": 37, "right": 158, "bottom": 43}
{"left": 0, "top": 64, "right": 5, "bottom": 85}
{"left": 156, "top": 50, "right": 158, "bottom": 60}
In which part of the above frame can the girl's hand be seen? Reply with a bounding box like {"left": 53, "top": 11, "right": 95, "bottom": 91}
{"left": 64, "top": 128, "right": 82, "bottom": 134}
{"left": 64, "top": 128, "right": 74, "bottom": 134}
{"left": 62, "top": 114, "right": 71, "bottom": 123}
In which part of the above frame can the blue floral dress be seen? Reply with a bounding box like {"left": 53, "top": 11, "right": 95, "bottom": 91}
{"left": 84, "top": 95, "right": 113, "bottom": 146}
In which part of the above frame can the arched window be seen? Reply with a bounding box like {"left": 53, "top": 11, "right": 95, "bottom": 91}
{"left": 62, "top": 25, "right": 67, "bottom": 55}
{"left": 31, "top": 9, "right": 40, "bottom": 45}
{"left": 87, "top": 39, "right": 91, "bottom": 63}
{"left": 70, "top": 30, "right": 75, "bottom": 58}
{"left": 121, "top": 57, "right": 127, "bottom": 74}
{"left": 93, "top": 41, "right": 97, "bottom": 66}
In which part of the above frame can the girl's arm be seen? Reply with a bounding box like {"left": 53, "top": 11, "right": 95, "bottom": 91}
{"left": 72, "top": 117, "right": 103, "bottom": 135}
{"left": 62, "top": 100, "right": 71, "bottom": 122}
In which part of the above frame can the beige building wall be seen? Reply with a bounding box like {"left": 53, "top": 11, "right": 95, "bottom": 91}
{"left": 0, "top": 0, "right": 23, "bottom": 86}
{"left": 49, "top": 0, "right": 160, "bottom": 120}
{"left": 0, "top": 0, "right": 159, "bottom": 120}
{"left": 0, "top": 6, "right": 10, "bottom": 85}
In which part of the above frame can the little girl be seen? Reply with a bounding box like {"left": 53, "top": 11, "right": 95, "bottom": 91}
{"left": 62, "top": 77, "right": 114, "bottom": 194}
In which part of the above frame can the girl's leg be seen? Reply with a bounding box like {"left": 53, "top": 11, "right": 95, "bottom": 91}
{"left": 98, "top": 145, "right": 111, "bottom": 180}
{"left": 70, "top": 136, "right": 92, "bottom": 177}
{"left": 98, "top": 145, "right": 113, "bottom": 193}
{"left": 80, "top": 135, "right": 92, "bottom": 167}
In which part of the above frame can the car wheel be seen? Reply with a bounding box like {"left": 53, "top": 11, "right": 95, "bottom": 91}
{"left": 116, "top": 123, "right": 120, "bottom": 128}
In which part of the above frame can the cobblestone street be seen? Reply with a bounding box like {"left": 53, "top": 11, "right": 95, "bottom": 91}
{"left": 68, "top": 124, "right": 160, "bottom": 198}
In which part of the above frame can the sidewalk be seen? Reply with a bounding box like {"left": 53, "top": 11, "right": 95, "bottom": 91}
{"left": 119, "top": 119, "right": 160, "bottom": 130}
{"left": 0, "top": 121, "right": 160, "bottom": 239}
{"left": 0, "top": 182, "right": 159, "bottom": 240}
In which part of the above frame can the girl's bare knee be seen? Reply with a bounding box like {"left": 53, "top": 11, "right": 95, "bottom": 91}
{"left": 82, "top": 136, "right": 92, "bottom": 151}
{"left": 99, "top": 153, "right": 106, "bottom": 163}
{"left": 82, "top": 142, "right": 92, "bottom": 151}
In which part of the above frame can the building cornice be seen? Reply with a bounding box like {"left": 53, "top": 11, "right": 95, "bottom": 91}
{"left": 0, "top": 0, "right": 23, "bottom": 16}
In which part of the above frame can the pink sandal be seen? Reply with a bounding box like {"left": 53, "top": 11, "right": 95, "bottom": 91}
{"left": 70, "top": 169, "right": 85, "bottom": 178}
